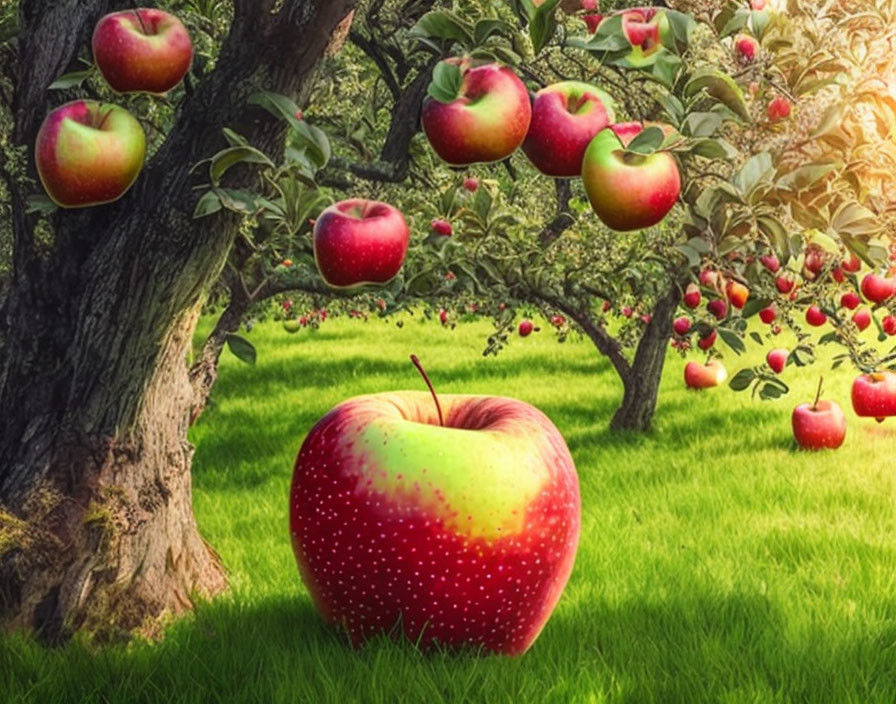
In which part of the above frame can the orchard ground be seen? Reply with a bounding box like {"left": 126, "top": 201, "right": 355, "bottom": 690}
{"left": 3, "top": 314, "right": 896, "bottom": 703}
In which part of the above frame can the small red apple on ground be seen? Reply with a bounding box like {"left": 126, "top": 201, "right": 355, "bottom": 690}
{"left": 698, "top": 329, "right": 717, "bottom": 350}
{"left": 463, "top": 177, "right": 479, "bottom": 192}
{"left": 431, "top": 219, "right": 453, "bottom": 236}
{"left": 35, "top": 100, "right": 146, "bottom": 208}
{"left": 313, "top": 199, "right": 409, "bottom": 288}
{"left": 852, "top": 371, "right": 896, "bottom": 422}
{"left": 684, "top": 359, "right": 727, "bottom": 389}
{"left": 439, "top": 308, "right": 449, "bottom": 325}
{"left": 860, "top": 273, "right": 896, "bottom": 304}
{"left": 683, "top": 283, "right": 701, "bottom": 308}
{"left": 767, "top": 96, "right": 792, "bottom": 121}
{"left": 519, "top": 319, "right": 534, "bottom": 337}
{"left": 767, "top": 348, "right": 788, "bottom": 374}
{"left": 422, "top": 60, "right": 531, "bottom": 165}
{"left": 550, "top": 314, "right": 566, "bottom": 327}
{"left": 806, "top": 305, "right": 827, "bottom": 327}
{"left": 792, "top": 379, "right": 846, "bottom": 450}
{"left": 92, "top": 8, "right": 193, "bottom": 94}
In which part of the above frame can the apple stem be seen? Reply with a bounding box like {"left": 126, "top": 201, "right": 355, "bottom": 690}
{"left": 813, "top": 375, "right": 823, "bottom": 411}
{"left": 133, "top": 9, "right": 149, "bottom": 35}
{"left": 410, "top": 354, "right": 444, "bottom": 427}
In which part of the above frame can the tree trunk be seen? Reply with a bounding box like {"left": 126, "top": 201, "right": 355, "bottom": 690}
{"left": 0, "top": 0, "right": 357, "bottom": 643}
{"left": 610, "top": 280, "right": 682, "bottom": 432}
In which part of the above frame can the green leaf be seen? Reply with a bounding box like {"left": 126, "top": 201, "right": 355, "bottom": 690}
{"left": 225, "top": 333, "right": 257, "bottom": 365}
{"left": 685, "top": 68, "right": 750, "bottom": 121}
{"left": 25, "top": 194, "right": 57, "bottom": 215}
{"left": 221, "top": 127, "right": 249, "bottom": 147}
{"left": 718, "top": 328, "right": 747, "bottom": 355}
{"left": 529, "top": 0, "right": 561, "bottom": 54}
{"left": 729, "top": 368, "right": 756, "bottom": 391}
{"left": 662, "top": 10, "right": 695, "bottom": 54}
{"left": 626, "top": 126, "right": 666, "bottom": 155}
{"left": 719, "top": 9, "right": 750, "bottom": 37}
{"left": 791, "top": 345, "right": 815, "bottom": 366}
{"left": 473, "top": 19, "right": 513, "bottom": 46}
{"left": 217, "top": 188, "right": 258, "bottom": 213}
{"left": 409, "top": 11, "right": 474, "bottom": 46}
{"left": 209, "top": 146, "right": 274, "bottom": 185}
{"left": 831, "top": 202, "right": 881, "bottom": 238}
{"left": 750, "top": 10, "right": 770, "bottom": 40}
{"left": 48, "top": 67, "right": 94, "bottom": 90}
{"left": 689, "top": 138, "right": 738, "bottom": 160}
{"left": 733, "top": 152, "right": 774, "bottom": 194}
{"left": 583, "top": 15, "right": 629, "bottom": 53}
{"left": 683, "top": 111, "right": 723, "bottom": 138}
{"left": 193, "top": 190, "right": 222, "bottom": 219}
{"left": 758, "top": 380, "right": 787, "bottom": 400}
{"left": 427, "top": 61, "right": 463, "bottom": 104}
{"left": 809, "top": 102, "right": 845, "bottom": 139}
{"left": 248, "top": 91, "right": 303, "bottom": 128}
{"left": 742, "top": 297, "right": 771, "bottom": 319}
{"left": 777, "top": 162, "right": 837, "bottom": 191}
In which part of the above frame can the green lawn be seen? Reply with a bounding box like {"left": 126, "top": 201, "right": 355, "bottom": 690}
{"left": 3, "top": 315, "right": 896, "bottom": 703}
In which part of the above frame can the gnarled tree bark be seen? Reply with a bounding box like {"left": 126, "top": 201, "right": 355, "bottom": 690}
{"left": 0, "top": 0, "right": 357, "bottom": 643}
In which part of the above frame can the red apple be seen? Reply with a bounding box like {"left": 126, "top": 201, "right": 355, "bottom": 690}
{"left": 776, "top": 275, "right": 796, "bottom": 294}
{"left": 439, "top": 308, "right": 449, "bottom": 325}
{"left": 853, "top": 308, "right": 872, "bottom": 331}
{"left": 767, "top": 348, "right": 788, "bottom": 374}
{"left": 759, "top": 305, "right": 777, "bottom": 324}
{"left": 35, "top": 100, "right": 146, "bottom": 208}
{"left": 860, "top": 273, "right": 896, "bottom": 304}
{"left": 805, "top": 305, "right": 827, "bottom": 327}
{"left": 726, "top": 280, "right": 749, "bottom": 309}
{"left": 431, "top": 218, "right": 453, "bottom": 236}
{"left": 621, "top": 306, "right": 633, "bottom": 318}
{"left": 519, "top": 319, "right": 534, "bottom": 337}
{"left": 422, "top": 61, "right": 531, "bottom": 165}
{"left": 699, "top": 269, "right": 719, "bottom": 288}
{"left": 767, "top": 96, "right": 792, "bottom": 121}
{"left": 289, "top": 380, "right": 580, "bottom": 654}
{"left": 583, "top": 14, "right": 603, "bottom": 33}
{"left": 522, "top": 81, "right": 614, "bottom": 177}
{"left": 463, "top": 177, "right": 479, "bottom": 192}
{"left": 841, "top": 292, "right": 861, "bottom": 310}
{"left": 684, "top": 359, "right": 727, "bottom": 389}
{"left": 313, "top": 199, "right": 409, "bottom": 288}
{"left": 684, "top": 283, "right": 701, "bottom": 308}
{"left": 760, "top": 254, "right": 780, "bottom": 273}
{"left": 851, "top": 371, "right": 896, "bottom": 421}
{"left": 581, "top": 123, "right": 681, "bottom": 231}
{"left": 673, "top": 316, "right": 691, "bottom": 335}
{"left": 708, "top": 299, "right": 728, "bottom": 320}
{"left": 698, "top": 329, "right": 717, "bottom": 350}
{"left": 792, "top": 400, "right": 846, "bottom": 450}
{"left": 884, "top": 316, "right": 896, "bottom": 336}
{"left": 734, "top": 34, "right": 759, "bottom": 64}
{"left": 842, "top": 253, "right": 861, "bottom": 273}
{"left": 803, "top": 246, "right": 826, "bottom": 278}
{"left": 92, "top": 8, "right": 193, "bottom": 94}
{"left": 751, "top": 0, "right": 767, "bottom": 9}
{"left": 550, "top": 314, "right": 566, "bottom": 327}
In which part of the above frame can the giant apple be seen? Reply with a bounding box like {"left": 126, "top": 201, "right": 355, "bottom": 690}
{"left": 290, "top": 359, "right": 580, "bottom": 655}
{"left": 522, "top": 81, "right": 615, "bottom": 177}
{"left": 422, "top": 60, "right": 531, "bottom": 165}
{"left": 581, "top": 123, "right": 681, "bottom": 231}
{"left": 92, "top": 9, "right": 193, "bottom": 94}
{"left": 313, "top": 199, "right": 409, "bottom": 288}
{"left": 35, "top": 100, "right": 146, "bottom": 208}
{"left": 851, "top": 371, "right": 896, "bottom": 422}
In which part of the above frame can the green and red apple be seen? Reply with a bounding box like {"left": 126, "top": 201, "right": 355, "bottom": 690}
{"left": 92, "top": 8, "right": 193, "bottom": 94}
{"left": 422, "top": 60, "right": 531, "bottom": 166}
{"left": 35, "top": 100, "right": 146, "bottom": 208}
{"left": 684, "top": 359, "right": 727, "bottom": 389}
{"left": 522, "top": 81, "right": 615, "bottom": 177}
{"left": 290, "top": 382, "right": 581, "bottom": 655}
{"left": 581, "top": 122, "right": 681, "bottom": 231}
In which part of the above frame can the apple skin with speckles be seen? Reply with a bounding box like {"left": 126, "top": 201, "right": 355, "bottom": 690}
{"left": 313, "top": 199, "right": 409, "bottom": 288}
{"left": 289, "top": 391, "right": 581, "bottom": 655}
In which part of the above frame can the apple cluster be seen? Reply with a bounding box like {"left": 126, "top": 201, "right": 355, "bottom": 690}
{"left": 35, "top": 9, "right": 193, "bottom": 208}
{"left": 420, "top": 52, "right": 681, "bottom": 232}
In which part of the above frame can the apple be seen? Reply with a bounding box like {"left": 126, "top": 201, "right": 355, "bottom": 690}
{"left": 463, "top": 177, "right": 479, "bottom": 192}
{"left": 583, "top": 14, "right": 603, "bottom": 33}
{"left": 707, "top": 299, "right": 728, "bottom": 320}
{"left": 641, "top": 314, "right": 652, "bottom": 325}
{"left": 35, "top": 100, "right": 146, "bottom": 208}
{"left": 283, "top": 319, "right": 301, "bottom": 333}
{"left": 581, "top": 123, "right": 680, "bottom": 231}
{"left": 92, "top": 9, "right": 193, "bottom": 94}
{"left": 289, "top": 358, "right": 581, "bottom": 655}
{"left": 431, "top": 219, "right": 453, "bottom": 236}
{"left": 698, "top": 329, "right": 717, "bottom": 350}
{"left": 726, "top": 281, "right": 749, "bottom": 309}
{"left": 422, "top": 60, "right": 531, "bottom": 165}
{"left": 831, "top": 267, "right": 845, "bottom": 284}
{"left": 581, "top": 0, "right": 599, "bottom": 10}
{"left": 522, "top": 81, "right": 614, "bottom": 177}
{"left": 519, "top": 319, "right": 534, "bottom": 337}
{"left": 550, "top": 314, "right": 566, "bottom": 327}
{"left": 841, "top": 292, "right": 861, "bottom": 310}
{"left": 673, "top": 317, "right": 691, "bottom": 335}
{"left": 853, "top": 308, "right": 872, "bottom": 331}
{"left": 803, "top": 246, "right": 826, "bottom": 278}
{"left": 806, "top": 305, "right": 827, "bottom": 327}
{"left": 621, "top": 305, "right": 633, "bottom": 318}
{"left": 792, "top": 400, "right": 846, "bottom": 450}
{"left": 683, "top": 283, "right": 701, "bottom": 308}
{"left": 439, "top": 308, "right": 449, "bottom": 325}
{"left": 684, "top": 359, "right": 727, "bottom": 389}
{"left": 313, "top": 199, "right": 409, "bottom": 288}
{"left": 767, "top": 96, "right": 792, "bottom": 121}
{"left": 734, "top": 34, "right": 759, "bottom": 63}
{"left": 860, "top": 273, "right": 896, "bottom": 304}
{"left": 884, "top": 316, "right": 896, "bottom": 336}
{"left": 776, "top": 275, "right": 796, "bottom": 294}
{"left": 759, "top": 306, "right": 777, "bottom": 324}
{"left": 842, "top": 253, "right": 861, "bottom": 273}
{"left": 751, "top": 0, "right": 767, "bottom": 9}
{"left": 699, "top": 269, "right": 719, "bottom": 288}
{"left": 760, "top": 254, "right": 780, "bottom": 272}
{"left": 767, "top": 348, "right": 788, "bottom": 374}
{"left": 851, "top": 371, "right": 896, "bottom": 422}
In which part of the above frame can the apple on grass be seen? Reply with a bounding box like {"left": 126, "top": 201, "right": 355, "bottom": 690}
{"left": 522, "top": 81, "right": 615, "bottom": 177}
{"left": 289, "top": 356, "right": 580, "bottom": 655}
{"left": 581, "top": 123, "right": 681, "bottom": 231}
{"left": 35, "top": 100, "right": 146, "bottom": 208}
{"left": 792, "top": 378, "right": 846, "bottom": 450}
{"left": 92, "top": 8, "right": 193, "bottom": 94}
{"left": 422, "top": 60, "right": 531, "bottom": 166}
{"left": 313, "top": 199, "right": 409, "bottom": 288}
{"left": 518, "top": 320, "right": 534, "bottom": 337}
{"left": 685, "top": 359, "right": 727, "bottom": 389}
{"left": 851, "top": 371, "right": 896, "bottom": 422}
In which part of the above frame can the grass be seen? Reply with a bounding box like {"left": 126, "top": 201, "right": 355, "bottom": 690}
{"left": 3, "top": 313, "right": 896, "bottom": 703}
